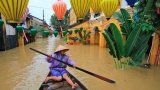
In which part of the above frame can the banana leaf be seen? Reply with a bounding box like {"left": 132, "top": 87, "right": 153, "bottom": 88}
{"left": 120, "top": 25, "right": 127, "bottom": 36}
{"left": 124, "top": 24, "right": 142, "bottom": 57}
{"left": 143, "top": 0, "right": 154, "bottom": 15}
{"left": 102, "top": 31, "right": 118, "bottom": 59}
{"left": 110, "top": 23, "right": 124, "bottom": 59}
{"left": 130, "top": 31, "right": 154, "bottom": 57}
{"left": 120, "top": 8, "right": 132, "bottom": 36}
{"left": 112, "top": 12, "right": 124, "bottom": 23}
{"left": 130, "top": 44, "right": 148, "bottom": 66}
{"left": 132, "top": 43, "right": 148, "bottom": 60}
{"left": 123, "top": 20, "right": 132, "bottom": 37}
{"left": 104, "top": 29, "right": 121, "bottom": 59}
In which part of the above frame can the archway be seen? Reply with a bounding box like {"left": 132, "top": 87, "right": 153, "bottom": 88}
{"left": 92, "top": 26, "right": 100, "bottom": 45}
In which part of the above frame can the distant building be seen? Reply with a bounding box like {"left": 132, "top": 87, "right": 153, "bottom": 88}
{"left": 27, "top": 14, "right": 52, "bottom": 38}
{"left": 0, "top": 13, "right": 51, "bottom": 51}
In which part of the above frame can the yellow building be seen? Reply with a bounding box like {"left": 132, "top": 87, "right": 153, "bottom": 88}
{"left": 68, "top": 0, "right": 129, "bottom": 48}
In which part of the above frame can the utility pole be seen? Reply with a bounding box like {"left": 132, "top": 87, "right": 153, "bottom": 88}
{"left": 43, "top": 9, "right": 44, "bottom": 26}
{"left": 42, "top": 9, "right": 45, "bottom": 37}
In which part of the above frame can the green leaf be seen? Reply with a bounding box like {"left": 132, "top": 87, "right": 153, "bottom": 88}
{"left": 120, "top": 8, "right": 132, "bottom": 37}
{"left": 120, "top": 25, "right": 127, "bottom": 36}
{"left": 104, "top": 29, "right": 117, "bottom": 58}
{"left": 124, "top": 24, "right": 142, "bottom": 57}
{"left": 120, "top": 8, "right": 131, "bottom": 20}
{"left": 114, "top": 8, "right": 132, "bottom": 37}
{"left": 112, "top": 12, "right": 124, "bottom": 23}
{"left": 123, "top": 20, "right": 132, "bottom": 36}
{"left": 110, "top": 23, "right": 124, "bottom": 59}
{"left": 130, "top": 30, "right": 154, "bottom": 57}
{"left": 102, "top": 31, "right": 117, "bottom": 59}
{"left": 131, "top": 44, "right": 148, "bottom": 66}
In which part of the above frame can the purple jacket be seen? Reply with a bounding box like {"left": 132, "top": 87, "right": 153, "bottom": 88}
{"left": 45, "top": 53, "right": 76, "bottom": 70}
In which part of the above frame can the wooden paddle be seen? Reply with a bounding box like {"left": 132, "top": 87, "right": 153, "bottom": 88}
{"left": 30, "top": 48, "right": 116, "bottom": 84}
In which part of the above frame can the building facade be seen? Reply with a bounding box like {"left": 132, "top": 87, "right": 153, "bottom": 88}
{"left": 67, "top": 0, "right": 160, "bottom": 65}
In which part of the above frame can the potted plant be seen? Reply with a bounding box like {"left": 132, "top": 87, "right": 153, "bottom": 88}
{"left": 156, "top": 0, "right": 160, "bottom": 14}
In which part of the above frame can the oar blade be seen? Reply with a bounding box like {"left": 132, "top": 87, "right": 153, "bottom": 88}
{"left": 75, "top": 67, "right": 116, "bottom": 84}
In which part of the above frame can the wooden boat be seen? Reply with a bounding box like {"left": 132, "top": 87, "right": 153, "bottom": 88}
{"left": 39, "top": 70, "right": 88, "bottom": 90}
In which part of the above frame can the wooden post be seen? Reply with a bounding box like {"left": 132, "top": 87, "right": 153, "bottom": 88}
{"left": 150, "top": 33, "right": 159, "bottom": 64}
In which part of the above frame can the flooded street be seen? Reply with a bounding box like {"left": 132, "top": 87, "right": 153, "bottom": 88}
{"left": 0, "top": 36, "right": 160, "bottom": 90}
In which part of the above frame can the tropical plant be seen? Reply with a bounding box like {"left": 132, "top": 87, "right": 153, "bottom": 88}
{"left": 135, "top": 0, "right": 160, "bottom": 29}
{"left": 77, "top": 27, "right": 91, "bottom": 45}
{"left": 103, "top": 8, "right": 156, "bottom": 69}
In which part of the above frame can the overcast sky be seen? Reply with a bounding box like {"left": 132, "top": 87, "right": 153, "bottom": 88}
{"left": 28, "top": 0, "right": 71, "bottom": 25}
{"left": 28, "top": 0, "right": 128, "bottom": 25}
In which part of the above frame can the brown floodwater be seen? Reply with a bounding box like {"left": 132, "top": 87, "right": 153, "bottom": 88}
{"left": 0, "top": 36, "right": 160, "bottom": 90}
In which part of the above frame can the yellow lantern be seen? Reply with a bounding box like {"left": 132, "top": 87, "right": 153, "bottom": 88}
{"left": 100, "top": 0, "right": 119, "bottom": 20}
{"left": 90, "top": 0, "right": 103, "bottom": 15}
{"left": 70, "top": 0, "right": 92, "bottom": 21}
{"left": 0, "top": 0, "right": 29, "bottom": 24}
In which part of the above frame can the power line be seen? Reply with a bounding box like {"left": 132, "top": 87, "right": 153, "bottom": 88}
{"left": 28, "top": 5, "right": 52, "bottom": 10}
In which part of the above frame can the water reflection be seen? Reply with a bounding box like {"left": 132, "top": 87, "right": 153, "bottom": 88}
{"left": 0, "top": 35, "right": 160, "bottom": 90}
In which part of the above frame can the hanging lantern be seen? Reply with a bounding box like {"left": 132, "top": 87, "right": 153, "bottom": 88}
{"left": 74, "top": 28, "right": 79, "bottom": 34}
{"left": 100, "top": 0, "right": 119, "bottom": 20}
{"left": 53, "top": 31, "right": 58, "bottom": 37}
{"left": 52, "top": 0, "right": 67, "bottom": 21}
{"left": 52, "top": 0, "right": 67, "bottom": 37}
{"left": 68, "top": 30, "right": 73, "bottom": 35}
{"left": 63, "top": 31, "right": 67, "bottom": 36}
{"left": 79, "top": 26, "right": 83, "bottom": 31}
{"left": 0, "top": 19, "right": 4, "bottom": 28}
{"left": 71, "top": 36, "right": 78, "bottom": 43}
{"left": 125, "top": 0, "right": 137, "bottom": 7}
{"left": 70, "top": 0, "right": 93, "bottom": 21}
{"left": 30, "top": 28, "right": 37, "bottom": 36}
{"left": 16, "top": 26, "right": 23, "bottom": 34}
{"left": 0, "top": 0, "right": 29, "bottom": 27}
{"left": 90, "top": 0, "right": 103, "bottom": 15}
{"left": 44, "top": 30, "right": 49, "bottom": 37}
{"left": 20, "top": 7, "right": 29, "bottom": 23}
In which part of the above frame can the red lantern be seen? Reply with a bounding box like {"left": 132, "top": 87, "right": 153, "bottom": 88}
{"left": 52, "top": 0, "right": 67, "bottom": 37}
{"left": 52, "top": 0, "right": 67, "bottom": 21}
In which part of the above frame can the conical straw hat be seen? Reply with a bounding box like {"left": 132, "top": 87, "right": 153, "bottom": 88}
{"left": 54, "top": 45, "right": 69, "bottom": 53}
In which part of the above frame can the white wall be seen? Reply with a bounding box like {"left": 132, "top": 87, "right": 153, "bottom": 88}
{"left": 5, "top": 24, "right": 16, "bottom": 35}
